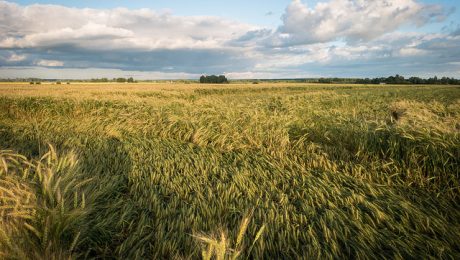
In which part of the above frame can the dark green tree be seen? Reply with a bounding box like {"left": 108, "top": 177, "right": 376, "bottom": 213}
{"left": 199, "top": 75, "right": 228, "bottom": 84}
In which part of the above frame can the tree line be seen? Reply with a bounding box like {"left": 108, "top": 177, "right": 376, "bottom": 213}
{"left": 90, "top": 77, "right": 136, "bottom": 83}
{"left": 318, "top": 75, "right": 460, "bottom": 85}
{"left": 1, "top": 74, "right": 459, "bottom": 85}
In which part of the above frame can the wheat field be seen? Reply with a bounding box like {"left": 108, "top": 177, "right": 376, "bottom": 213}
{"left": 0, "top": 82, "right": 459, "bottom": 259}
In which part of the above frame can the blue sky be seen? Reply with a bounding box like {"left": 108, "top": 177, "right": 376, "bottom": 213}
{"left": 1, "top": 0, "right": 460, "bottom": 79}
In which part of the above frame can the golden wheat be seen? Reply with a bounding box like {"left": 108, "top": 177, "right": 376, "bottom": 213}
{"left": 0, "top": 82, "right": 459, "bottom": 258}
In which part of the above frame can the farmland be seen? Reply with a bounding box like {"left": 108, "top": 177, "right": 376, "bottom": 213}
{"left": 0, "top": 82, "right": 459, "bottom": 258}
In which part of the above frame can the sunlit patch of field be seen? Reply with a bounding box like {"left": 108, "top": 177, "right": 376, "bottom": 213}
{"left": 1, "top": 82, "right": 459, "bottom": 258}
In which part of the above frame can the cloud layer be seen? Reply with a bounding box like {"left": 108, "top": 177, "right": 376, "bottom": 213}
{"left": 277, "top": 0, "right": 447, "bottom": 45}
{"left": 0, "top": 0, "right": 459, "bottom": 78}
{"left": 0, "top": 1, "right": 254, "bottom": 50}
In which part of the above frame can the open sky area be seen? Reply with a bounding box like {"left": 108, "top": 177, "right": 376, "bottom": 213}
{"left": 1, "top": 0, "right": 460, "bottom": 79}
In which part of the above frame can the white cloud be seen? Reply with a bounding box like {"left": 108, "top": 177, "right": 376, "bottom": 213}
{"left": 0, "top": 23, "right": 135, "bottom": 49}
{"left": 36, "top": 59, "right": 64, "bottom": 67}
{"left": 0, "top": 1, "right": 255, "bottom": 50}
{"left": 276, "top": 0, "right": 446, "bottom": 45}
{"left": 398, "top": 47, "right": 428, "bottom": 56}
{"left": 6, "top": 53, "right": 26, "bottom": 62}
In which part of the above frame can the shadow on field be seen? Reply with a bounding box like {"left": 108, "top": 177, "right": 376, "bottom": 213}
{"left": 0, "top": 122, "right": 41, "bottom": 157}
{"left": 76, "top": 137, "right": 133, "bottom": 258}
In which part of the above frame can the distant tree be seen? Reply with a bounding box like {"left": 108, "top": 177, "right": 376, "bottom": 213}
{"left": 448, "top": 77, "right": 459, "bottom": 84}
{"left": 116, "top": 78, "right": 127, "bottom": 83}
{"left": 427, "top": 76, "right": 436, "bottom": 84}
{"left": 408, "top": 77, "right": 423, "bottom": 84}
{"left": 90, "top": 78, "right": 109, "bottom": 82}
{"left": 199, "top": 75, "right": 228, "bottom": 84}
{"left": 311, "top": 74, "right": 458, "bottom": 85}
{"left": 393, "top": 74, "right": 406, "bottom": 84}
{"left": 318, "top": 78, "right": 332, "bottom": 83}
{"left": 127, "top": 77, "right": 135, "bottom": 83}
{"left": 218, "top": 75, "right": 227, "bottom": 83}
{"left": 440, "top": 77, "right": 448, "bottom": 85}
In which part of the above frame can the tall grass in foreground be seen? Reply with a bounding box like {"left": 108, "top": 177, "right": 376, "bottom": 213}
{"left": 0, "top": 145, "right": 90, "bottom": 259}
{"left": 0, "top": 83, "right": 459, "bottom": 258}
{"left": 194, "top": 211, "right": 265, "bottom": 260}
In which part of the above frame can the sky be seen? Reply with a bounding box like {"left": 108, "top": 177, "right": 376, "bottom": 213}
{"left": 1, "top": 0, "right": 460, "bottom": 79}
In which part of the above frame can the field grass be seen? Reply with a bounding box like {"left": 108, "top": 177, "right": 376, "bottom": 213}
{"left": 0, "top": 82, "right": 459, "bottom": 259}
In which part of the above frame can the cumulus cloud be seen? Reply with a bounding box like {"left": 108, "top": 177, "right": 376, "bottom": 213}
{"left": 0, "top": 0, "right": 259, "bottom": 73}
{"left": 0, "top": 1, "right": 254, "bottom": 50}
{"left": 275, "top": 0, "right": 446, "bottom": 45}
{"left": 0, "top": 23, "right": 134, "bottom": 49}
{"left": 36, "top": 59, "right": 64, "bottom": 67}
{"left": 245, "top": 29, "right": 460, "bottom": 78}
{"left": 6, "top": 53, "right": 26, "bottom": 62}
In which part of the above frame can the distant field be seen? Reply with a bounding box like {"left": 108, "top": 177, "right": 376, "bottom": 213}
{"left": 1, "top": 82, "right": 459, "bottom": 258}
